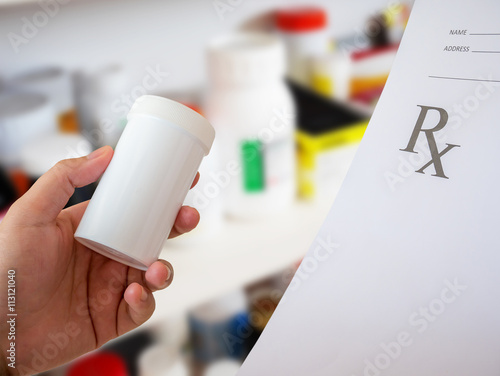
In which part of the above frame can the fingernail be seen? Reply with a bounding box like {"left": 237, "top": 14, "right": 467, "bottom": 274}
{"left": 140, "top": 287, "right": 148, "bottom": 302}
{"left": 160, "top": 262, "right": 174, "bottom": 288}
{"left": 166, "top": 263, "right": 174, "bottom": 282}
{"left": 87, "top": 147, "right": 107, "bottom": 160}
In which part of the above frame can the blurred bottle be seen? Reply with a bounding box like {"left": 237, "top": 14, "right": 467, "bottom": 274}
{"left": 310, "top": 51, "right": 352, "bottom": 101}
{"left": 350, "top": 45, "right": 398, "bottom": 106}
{"left": 20, "top": 134, "right": 94, "bottom": 207}
{"left": 138, "top": 345, "right": 189, "bottom": 376}
{"left": 189, "top": 289, "right": 249, "bottom": 365}
{"left": 205, "top": 32, "right": 296, "bottom": 220}
{"left": 290, "top": 82, "right": 368, "bottom": 200}
{"left": 0, "top": 92, "right": 58, "bottom": 168}
{"left": 66, "top": 352, "right": 128, "bottom": 376}
{"left": 276, "top": 7, "right": 329, "bottom": 87}
{"left": 75, "top": 65, "right": 129, "bottom": 148}
{"left": 203, "top": 360, "right": 241, "bottom": 376}
{"left": 150, "top": 313, "right": 190, "bottom": 351}
{"left": 366, "top": 14, "right": 390, "bottom": 48}
{"left": 10, "top": 67, "right": 78, "bottom": 133}
{"left": 244, "top": 278, "right": 283, "bottom": 350}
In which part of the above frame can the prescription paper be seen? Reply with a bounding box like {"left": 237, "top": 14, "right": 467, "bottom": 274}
{"left": 238, "top": 0, "right": 500, "bottom": 374}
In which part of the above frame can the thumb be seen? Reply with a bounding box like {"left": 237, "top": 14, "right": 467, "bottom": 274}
{"left": 13, "top": 146, "right": 113, "bottom": 226}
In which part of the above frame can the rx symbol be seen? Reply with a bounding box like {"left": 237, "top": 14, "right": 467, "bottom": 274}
{"left": 400, "top": 105, "right": 460, "bottom": 179}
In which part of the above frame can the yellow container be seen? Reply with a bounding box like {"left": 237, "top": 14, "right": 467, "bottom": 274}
{"left": 297, "top": 120, "right": 368, "bottom": 199}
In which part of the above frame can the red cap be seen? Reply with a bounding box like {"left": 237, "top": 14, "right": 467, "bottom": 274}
{"left": 351, "top": 44, "right": 399, "bottom": 61}
{"left": 181, "top": 102, "right": 203, "bottom": 116}
{"left": 276, "top": 7, "right": 327, "bottom": 32}
{"left": 67, "top": 352, "right": 128, "bottom": 376}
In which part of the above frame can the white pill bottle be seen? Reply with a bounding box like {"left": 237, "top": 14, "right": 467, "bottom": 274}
{"left": 75, "top": 95, "right": 215, "bottom": 270}
{"left": 205, "top": 33, "right": 296, "bottom": 219}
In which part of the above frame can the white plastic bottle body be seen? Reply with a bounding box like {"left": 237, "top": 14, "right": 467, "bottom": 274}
{"left": 75, "top": 96, "right": 215, "bottom": 270}
{"left": 205, "top": 81, "right": 296, "bottom": 219}
{"left": 281, "top": 29, "right": 330, "bottom": 86}
{"left": 180, "top": 140, "right": 225, "bottom": 244}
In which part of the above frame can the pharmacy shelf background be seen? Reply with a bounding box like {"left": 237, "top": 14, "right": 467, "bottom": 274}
{"left": 0, "top": 0, "right": 381, "bottom": 325}
{"left": 148, "top": 182, "right": 344, "bottom": 326}
{"left": 0, "top": 0, "right": 395, "bottom": 88}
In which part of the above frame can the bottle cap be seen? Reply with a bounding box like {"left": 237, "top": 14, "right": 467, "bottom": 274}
{"left": 276, "top": 7, "right": 327, "bottom": 32}
{"left": 67, "top": 352, "right": 128, "bottom": 376}
{"left": 207, "top": 32, "right": 286, "bottom": 87}
{"left": 128, "top": 95, "right": 215, "bottom": 156}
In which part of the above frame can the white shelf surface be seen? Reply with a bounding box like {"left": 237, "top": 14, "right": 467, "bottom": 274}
{"left": 147, "top": 195, "right": 337, "bottom": 326}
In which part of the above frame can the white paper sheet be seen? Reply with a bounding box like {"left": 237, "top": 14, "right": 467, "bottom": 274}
{"left": 238, "top": 0, "right": 500, "bottom": 374}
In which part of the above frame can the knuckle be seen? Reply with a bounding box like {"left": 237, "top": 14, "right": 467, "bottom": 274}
{"left": 52, "top": 159, "right": 71, "bottom": 177}
{"left": 50, "top": 160, "right": 76, "bottom": 196}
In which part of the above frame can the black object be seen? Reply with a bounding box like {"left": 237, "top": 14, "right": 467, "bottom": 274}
{"left": 287, "top": 80, "right": 369, "bottom": 135}
{"left": 366, "top": 14, "right": 390, "bottom": 48}
{"left": 66, "top": 184, "right": 98, "bottom": 208}
{"left": 26, "top": 175, "right": 97, "bottom": 209}
{"left": 0, "top": 166, "right": 17, "bottom": 211}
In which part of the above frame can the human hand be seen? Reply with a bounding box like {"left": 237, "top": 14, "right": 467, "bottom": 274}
{"left": 0, "top": 146, "right": 200, "bottom": 375}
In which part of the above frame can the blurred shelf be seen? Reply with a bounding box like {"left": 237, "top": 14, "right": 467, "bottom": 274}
{"left": 146, "top": 194, "right": 338, "bottom": 326}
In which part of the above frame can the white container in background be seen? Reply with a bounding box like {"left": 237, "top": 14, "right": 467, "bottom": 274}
{"left": 151, "top": 313, "right": 190, "bottom": 350}
{"left": 20, "top": 134, "right": 93, "bottom": 178}
{"left": 311, "top": 51, "right": 352, "bottom": 101}
{"left": 20, "top": 134, "right": 95, "bottom": 207}
{"left": 75, "top": 65, "right": 130, "bottom": 148}
{"left": 75, "top": 95, "right": 215, "bottom": 270}
{"left": 205, "top": 32, "right": 296, "bottom": 219}
{"left": 204, "top": 360, "right": 242, "bottom": 376}
{"left": 11, "top": 67, "right": 78, "bottom": 133}
{"left": 276, "top": 7, "right": 329, "bottom": 86}
{"left": 139, "top": 345, "right": 189, "bottom": 376}
{"left": 0, "top": 92, "right": 57, "bottom": 168}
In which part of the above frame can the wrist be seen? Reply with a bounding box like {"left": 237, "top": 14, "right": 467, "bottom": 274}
{"left": 0, "top": 350, "right": 10, "bottom": 376}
